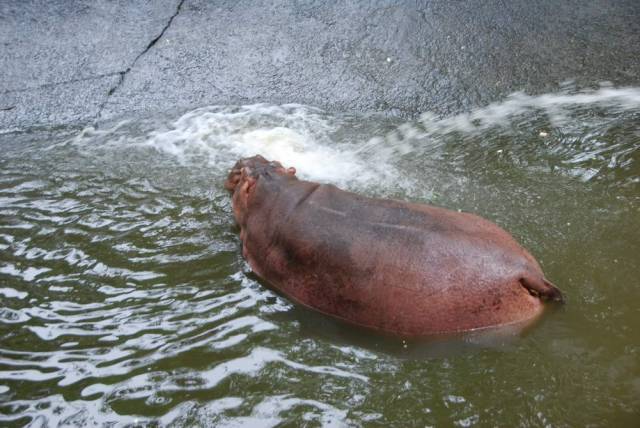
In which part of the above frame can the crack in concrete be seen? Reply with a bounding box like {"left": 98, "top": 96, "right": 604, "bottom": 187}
{"left": 1, "top": 73, "right": 123, "bottom": 95}
{"left": 95, "top": 0, "right": 186, "bottom": 123}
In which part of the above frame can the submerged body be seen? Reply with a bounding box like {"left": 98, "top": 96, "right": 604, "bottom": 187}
{"left": 225, "top": 156, "right": 562, "bottom": 336}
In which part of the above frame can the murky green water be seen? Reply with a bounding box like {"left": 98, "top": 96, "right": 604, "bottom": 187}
{"left": 1, "top": 88, "right": 639, "bottom": 426}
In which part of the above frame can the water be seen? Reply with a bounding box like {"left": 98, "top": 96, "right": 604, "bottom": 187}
{"left": 1, "top": 86, "right": 639, "bottom": 426}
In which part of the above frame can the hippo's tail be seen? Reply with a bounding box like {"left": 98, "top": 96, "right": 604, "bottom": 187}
{"left": 520, "top": 276, "right": 564, "bottom": 303}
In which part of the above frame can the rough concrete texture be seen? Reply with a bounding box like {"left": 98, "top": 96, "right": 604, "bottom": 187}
{"left": 0, "top": 0, "right": 181, "bottom": 129}
{"left": 1, "top": 0, "right": 639, "bottom": 130}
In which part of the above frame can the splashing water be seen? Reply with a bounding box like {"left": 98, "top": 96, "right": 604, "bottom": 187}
{"left": 1, "top": 86, "right": 639, "bottom": 426}
{"left": 68, "top": 104, "right": 389, "bottom": 189}
{"left": 64, "top": 85, "right": 640, "bottom": 197}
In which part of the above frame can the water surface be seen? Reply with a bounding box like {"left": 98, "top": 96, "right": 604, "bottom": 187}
{"left": 1, "top": 86, "right": 639, "bottom": 426}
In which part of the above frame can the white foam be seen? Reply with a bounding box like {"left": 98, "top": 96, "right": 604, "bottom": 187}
{"left": 126, "top": 104, "right": 400, "bottom": 191}
{"left": 232, "top": 127, "right": 364, "bottom": 183}
{"left": 68, "top": 85, "right": 640, "bottom": 192}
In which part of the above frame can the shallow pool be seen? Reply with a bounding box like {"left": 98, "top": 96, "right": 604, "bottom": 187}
{"left": 1, "top": 86, "right": 639, "bottom": 426}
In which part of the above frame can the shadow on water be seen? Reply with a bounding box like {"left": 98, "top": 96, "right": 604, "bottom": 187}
{"left": 247, "top": 271, "right": 564, "bottom": 360}
{"left": 281, "top": 304, "right": 561, "bottom": 359}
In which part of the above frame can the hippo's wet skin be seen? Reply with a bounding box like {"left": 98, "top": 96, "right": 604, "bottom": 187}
{"left": 225, "top": 155, "right": 562, "bottom": 337}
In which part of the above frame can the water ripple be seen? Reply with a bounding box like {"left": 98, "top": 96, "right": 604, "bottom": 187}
{"left": 0, "top": 98, "right": 638, "bottom": 425}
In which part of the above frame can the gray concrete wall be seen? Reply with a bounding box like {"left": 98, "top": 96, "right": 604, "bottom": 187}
{"left": 1, "top": 0, "right": 639, "bottom": 131}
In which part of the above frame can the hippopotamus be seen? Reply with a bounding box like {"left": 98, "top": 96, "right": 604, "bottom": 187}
{"left": 225, "top": 155, "right": 562, "bottom": 337}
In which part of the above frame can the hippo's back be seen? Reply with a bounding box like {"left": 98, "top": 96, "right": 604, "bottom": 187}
{"left": 250, "top": 182, "right": 551, "bottom": 336}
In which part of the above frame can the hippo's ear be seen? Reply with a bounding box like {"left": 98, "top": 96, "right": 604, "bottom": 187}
{"left": 286, "top": 167, "right": 296, "bottom": 176}
{"left": 240, "top": 167, "right": 257, "bottom": 194}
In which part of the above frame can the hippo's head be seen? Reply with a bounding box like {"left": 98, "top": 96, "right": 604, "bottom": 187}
{"left": 224, "top": 155, "right": 296, "bottom": 224}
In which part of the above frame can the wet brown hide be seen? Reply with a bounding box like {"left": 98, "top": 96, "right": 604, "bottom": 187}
{"left": 225, "top": 155, "right": 562, "bottom": 337}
